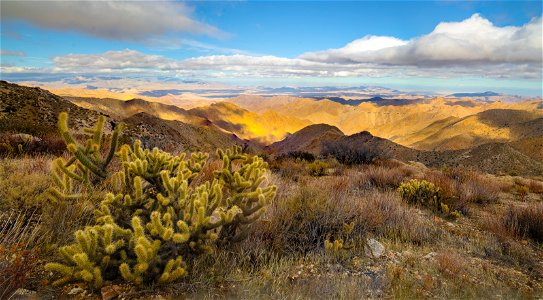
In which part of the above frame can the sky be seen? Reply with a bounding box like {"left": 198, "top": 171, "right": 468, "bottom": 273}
{"left": 1, "top": 0, "right": 542, "bottom": 96}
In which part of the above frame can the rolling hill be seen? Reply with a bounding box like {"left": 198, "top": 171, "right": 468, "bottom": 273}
{"left": 188, "top": 102, "right": 311, "bottom": 143}
{"left": 410, "top": 109, "right": 543, "bottom": 150}
{"left": 270, "top": 123, "right": 543, "bottom": 176}
{"left": 0, "top": 80, "right": 108, "bottom": 135}
{"left": 0, "top": 82, "right": 250, "bottom": 153}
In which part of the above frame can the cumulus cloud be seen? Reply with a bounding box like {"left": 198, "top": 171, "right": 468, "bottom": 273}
{"left": 1, "top": 49, "right": 26, "bottom": 57}
{"left": 6, "top": 14, "right": 542, "bottom": 81}
{"left": 1, "top": 1, "right": 224, "bottom": 40}
{"left": 53, "top": 50, "right": 175, "bottom": 71}
{"left": 300, "top": 14, "right": 542, "bottom": 66}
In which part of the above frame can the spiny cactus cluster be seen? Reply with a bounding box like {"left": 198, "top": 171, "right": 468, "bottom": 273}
{"left": 398, "top": 179, "right": 462, "bottom": 219}
{"left": 48, "top": 112, "right": 121, "bottom": 202}
{"left": 397, "top": 179, "right": 441, "bottom": 209}
{"left": 324, "top": 222, "right": 354, "bottom": 255}
{"left": 45, "top": 113, "right": 276, "bottom": 289}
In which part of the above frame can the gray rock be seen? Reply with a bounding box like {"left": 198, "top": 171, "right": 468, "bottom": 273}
{"left": 365, "top": 238, "right": 385, "bottom": 258}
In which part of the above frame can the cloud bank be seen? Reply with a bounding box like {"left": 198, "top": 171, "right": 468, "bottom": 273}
{"left": 1, "top": 0, "right": 224, "bottom": 40}
{"left": 2, "top": 14, "right": 542, "bottom": 82}
{"left": 300, "top": 14, "right": 542, "bottom": 67}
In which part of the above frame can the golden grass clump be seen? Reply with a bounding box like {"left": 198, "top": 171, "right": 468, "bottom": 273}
{"left": 0, "top": 155, "right": 53, "bottom": 210}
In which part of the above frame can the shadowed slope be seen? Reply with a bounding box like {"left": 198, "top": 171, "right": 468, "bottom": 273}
{"left": 0, "top": 80, "right": 107, "bottom": 135}
{"left": 122, "top": 112, "right": 256, "bottom": 153}
{"left": 268, "top": 124, "right": 344, "bottom": 155}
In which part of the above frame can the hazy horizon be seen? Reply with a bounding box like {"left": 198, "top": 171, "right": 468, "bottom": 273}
{"left": 1, "top": 1, "right": 542, "bottom": 96}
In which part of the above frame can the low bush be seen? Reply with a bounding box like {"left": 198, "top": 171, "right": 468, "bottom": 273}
{"left": 321, "top": 139, "right": 388, "bottom": 165}
{"left": 502, "top": 203, "right": 543, "bottom": 243}
{"left": 398, "top": 179, "right": 442, "bottom": 209}
{"left": 255, "top": 175, "right": 433, "bottom": 254}
{"left": 306, "top": 160, "right": 329, "bottom": 177}
{"left": 443, "top": 168, "right": 499, "bottom": 204}
{"left": 0, "top": 132, "right": 65, "bottom": 157}
{"left": 514, "top": 177, "right": 543, "bottom": 194}
{"left": 355, "top": 164, "right": 411, "bottom": 191}
{"left": 278, "top": 151, "right": 316, "bottom": 162}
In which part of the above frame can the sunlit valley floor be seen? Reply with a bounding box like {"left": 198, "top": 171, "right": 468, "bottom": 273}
{"left": 1, "top": 81, "right": 542, "bottom": 299}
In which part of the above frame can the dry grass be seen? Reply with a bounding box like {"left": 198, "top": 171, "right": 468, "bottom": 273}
{"left": 514, "top": 177, "right": 543, "bottom": 194}
{"left": 353, "top": 164, "right": 413, "bottom": 191}
{"left": 502, "top": 203, "right": 543, "bottom": 243}
{"left": 0, "top": 210, "right": 43, "bottom": 299}
{"left": 252, "top": 172, "right": 433, "bottom": 255}
{"left": 0, "top": 155, "right": 53, "bottom": 211}
{"left": 418, "top": 167, "right": 502, "bottom": 215}
{"left": 1, "top": 154, "right": 542, "bottom": 298}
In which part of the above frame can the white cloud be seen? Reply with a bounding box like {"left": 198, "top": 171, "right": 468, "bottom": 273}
{"left": 4, "top": 14, "right": 542, "bottom": 81}
{"left": 300, "top": 14, "right": 542, "bottom": 66}
{"left": 53, "top": 50, "right": 175, "bottom": 71}
{"left": 1, "top": 0, "right": 224, "bottom": 40}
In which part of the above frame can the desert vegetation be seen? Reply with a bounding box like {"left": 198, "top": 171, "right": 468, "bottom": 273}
{"left": 1, "top": 113, "right": 542, "bottom": 299}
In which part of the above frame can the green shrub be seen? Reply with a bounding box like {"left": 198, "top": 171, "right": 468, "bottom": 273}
{"left": 306, "top": 160, "right": 329, "bottom": 177}
{"left": 398, "top": 179, "right": 442, "bottom": 210}
{"left": 45, "top": 113, "right": 276, "bottom": 289}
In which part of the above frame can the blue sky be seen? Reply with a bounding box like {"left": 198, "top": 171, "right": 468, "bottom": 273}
{"left": 1, "top": 1, "right": 542, "bottom": 96}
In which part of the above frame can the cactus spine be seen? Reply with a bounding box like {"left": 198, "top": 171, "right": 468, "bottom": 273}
{"left": 46, "top": 113, "right": 276, "bottom": 289}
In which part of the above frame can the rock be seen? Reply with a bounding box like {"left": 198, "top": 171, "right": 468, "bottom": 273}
{"left": 101, "top": 284, "right": 123, "bottom": 300}
{"left": 11, "top": 133, "right": 42, "bottom": 143}
{"left": 423, "top": 252, "right": 437, "bottom": 259}
{"left": 68, "top": 287, "right": 84, "bottom": 295}
{"left": 365, "top": 238, "right": 385, "bottom": 258}
{"left": 12, "top": 288, "right": 37, "bottom": 297}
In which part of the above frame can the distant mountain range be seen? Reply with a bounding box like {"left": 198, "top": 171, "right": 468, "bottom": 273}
{"left": 448, "top": 91, "right": 501, "bottom": 97}
{"left": 1, "top": 80, "right": 542, "bottom": 175}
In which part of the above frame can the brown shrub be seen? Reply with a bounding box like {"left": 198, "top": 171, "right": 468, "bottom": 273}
{"left": 253, "top": 174, "right": 432, "bottom": 254}
{"left": 354, "top": 164, "right": 412, "bottom": 191}
{"left": 0, "top": 132, "right": 65, "bottom": 157}
{"left": 0, "top": 210, "right": 42, "bottom": 299}
{"left": 424, "top": 168, "right": 500, "bottom": 208}
{"left": 514, "top": 177, "right": 543, "bottom": 194}
{"left": 436, "top": 251, "right": 465, "bottom": 278}
{"left": 502, "top": 203, "right": 543, "bottom": 242}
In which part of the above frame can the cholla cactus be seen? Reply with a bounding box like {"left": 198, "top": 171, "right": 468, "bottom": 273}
{"left": 398, "top": 179, "right": 442, "bottom": 210}
{"left": 46, "top": 113, "right": 276, "bottom": 289}
{"left": 48, "top": 112, "right": 122, "bottom": 202}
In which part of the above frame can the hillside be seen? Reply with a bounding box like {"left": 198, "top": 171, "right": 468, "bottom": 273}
{"left": 226, "top": 94, "right": 543, "bottom": 149}
{"left": 189, "top": 102, "right": 311, "bottom": 143}
{"left": 0, "top": 82, "right": 254, "bottom": 153}
{"left": 67, "top": 96, "right": 205, "bottom": 125}
{"left": 412, "top": 109, "right": 543, "bottom": 150}
{"left": 0, "top": 80, "right": 108, "bottom": 135}
{"left": 270, "top": 124, "right": 543, "bottom": 176}
{"left": 426, "top": 142, "right": 543, "bottom": 176}
{"left": 122, "top": 112, "right": 251, "bottom": 153}
{"left": 268, "top": 124, "right": 344, "bottom": 155}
